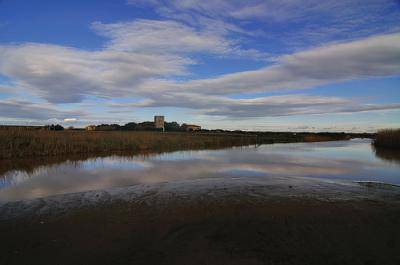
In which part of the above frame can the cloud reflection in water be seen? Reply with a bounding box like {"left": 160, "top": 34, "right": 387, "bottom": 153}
{"left": 0, "top": 139, "right": 399, "bottom": 202}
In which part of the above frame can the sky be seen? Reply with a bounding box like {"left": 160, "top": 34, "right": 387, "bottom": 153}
{"left": 0, "top": 0, "right": 399, "bottom": 132}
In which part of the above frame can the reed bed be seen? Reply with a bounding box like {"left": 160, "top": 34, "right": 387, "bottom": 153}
{"left": 373, "top": 129, "right": 400, "bottom": 149}
{"left": 0, "top": 128, "right": 258, "bottom": 159}
{"left": 0, "top": 127, "right": 359, "bottom": 159}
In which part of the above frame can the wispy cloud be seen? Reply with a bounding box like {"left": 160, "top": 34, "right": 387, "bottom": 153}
{"left": 0, "top": 18, "right": 271, "bottom": 105}
{"left": 0, "top": 31, "right": 399, "bottom": 119}
{"left": 92, "top": 19, "right": 269, "bottom": 59}
{"left": 92, "top": 19, "right": 234, "bottom": 54}
{"left": 113, "top": 93, "right": 400, "bottom": 118}
{"left": 0, "top": 43, "right": 191, "bottom": 103}
{"left": 63, "top": 118, "right": 78, "bottom": 122}
{"left": 0, "top": 4, "right": 399, "bottom": 127}
{"left": 137, "top": 33, "right": 400, "bottom": 95}
{"left": 0, "top": 99, "right": 82, "bottom": 120}
{"left": 128, "top": 0, "right": 400, "bottom": 50}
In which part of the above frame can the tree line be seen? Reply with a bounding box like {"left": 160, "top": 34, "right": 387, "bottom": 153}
{"left": 44, "top": 121, "right": 187, "bottom": 132}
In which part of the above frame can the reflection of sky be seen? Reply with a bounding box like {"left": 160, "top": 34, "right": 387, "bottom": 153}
{"left": 81, "top": 157, "right": 150, "bottom": 170}
{"left": 0, "top": 139, "right": 399, "bottom": 202}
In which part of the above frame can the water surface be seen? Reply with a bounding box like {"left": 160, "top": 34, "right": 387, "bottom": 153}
{"left": 1, "top": 139, "right": 399, "bottom": 202}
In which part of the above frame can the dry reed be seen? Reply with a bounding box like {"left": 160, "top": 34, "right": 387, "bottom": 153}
{"left": 373, "top": 129, "right": 400, "bottom": 149}
{"left": 0, "top": 128, "right": 257, "bottom": 159}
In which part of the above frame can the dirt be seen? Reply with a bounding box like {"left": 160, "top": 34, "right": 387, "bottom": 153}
{"left": 1, "top": 184, "right": 400, "bottom": 265}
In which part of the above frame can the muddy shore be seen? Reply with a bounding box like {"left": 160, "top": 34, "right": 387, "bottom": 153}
{"left": 1, "top": 177, "right": 400, "bottom": 265}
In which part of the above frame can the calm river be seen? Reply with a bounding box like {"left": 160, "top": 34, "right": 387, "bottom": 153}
{"left": 0, "top": 139, "right": 399, "bottom": 202}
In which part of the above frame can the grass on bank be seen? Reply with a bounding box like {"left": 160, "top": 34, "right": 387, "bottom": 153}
{"left": 373, "top": 129, "right": 400, "bottom": 149}
{"left": 0, "top": 127, "right": 359, "bottom": 159}
{"left": 0, "top": 129, "right": 259, "bottom": 159}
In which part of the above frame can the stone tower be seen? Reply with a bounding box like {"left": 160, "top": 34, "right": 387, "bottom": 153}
{"left": 154, "top": 116, "right": 165, "bottom": 131}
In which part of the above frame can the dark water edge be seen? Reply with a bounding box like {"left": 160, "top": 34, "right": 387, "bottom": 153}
{"left": 373, "top": 146, "right": 400, "bottom": 165}
{"left": 372, "top": 129, "right": 400, "bottom": 150}
{"left": 1, "top": 178, "right": 400, "bottom": 265}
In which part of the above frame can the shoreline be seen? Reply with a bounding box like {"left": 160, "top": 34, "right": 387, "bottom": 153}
{"left": 1, "top": 176, "right": 400, "bottom": 219}
{"left": 1, "top": 177, "right": 400, "bottom": 265}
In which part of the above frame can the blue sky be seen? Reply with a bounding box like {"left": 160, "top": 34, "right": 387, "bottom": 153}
{"left": 0, "top": 0, "right": 399, "bottom": 132}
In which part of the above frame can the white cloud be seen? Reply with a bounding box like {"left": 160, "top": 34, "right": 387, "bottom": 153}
{"left": 0, "top": 99, "right": 82, "bottom": 120}
{"left": 92, "top": 19, "right": 269, "bottom": 59}
{"left": 0, "top": 18, "right": 270, "bottom": 105}
{"left": 92, "top": 19, "right": 232, "bottom": 54}
{"left": 0, "top": 20, "right": 399, "bottom": 121}
{"left": 114, "top": 92, "right": 400, "bottom": 118}
{"left": 0, "top": 43, "right": 191, "bottom": 103}
{"left": 63, "top": 118, "right": 78, "bottom": 122}
{"left": 128, "top": 0, "right": 400, "bottom": 49}
{"left": 137, "top": 32, "right": 400, "bottom": 95}
{"left": 127, "top": 1, "right": 398, "bottom": 23}
{"left": 0, "top": 85, "right": 12, "bottom": 93}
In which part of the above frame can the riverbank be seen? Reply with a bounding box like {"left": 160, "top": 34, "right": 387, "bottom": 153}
{"left": 0, "top": 128, "right": 365, "bottom": 159}
{"left": 1, "top": 177, "right": 400, "bottom": 265}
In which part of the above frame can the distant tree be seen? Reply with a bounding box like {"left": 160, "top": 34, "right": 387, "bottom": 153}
{"left": 54, "top": 124, "right": 64, "bottom": 131}
{"left": 122, "top": 122, "right": 137, "bottom": 131}
{"left": 44, "top": 124, "right": 64, "bottom": 131}
{"left": 135, "top": 122, "right": 156, "bottom": 131}
{"left": 96, "top": 124, "right": 121, "bottom": 131}
{"left": 110, "top": 124, "right": 121, "bottom": 130}
{"left": 165, "top": 121, "right": 181, "bottom": 131}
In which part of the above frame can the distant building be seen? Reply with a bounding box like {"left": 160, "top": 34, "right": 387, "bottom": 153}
{"left": 182, "top": 123, "right": 201, "bottom": 132}
{"left": 85, "top": 125, "right": 96, "bottom": 131}
{"left": 154, "top": 116, "right": 165, "bottom": 131}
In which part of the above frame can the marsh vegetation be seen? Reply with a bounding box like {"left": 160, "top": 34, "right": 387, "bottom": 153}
{"left": 0, "top": 127, "right": 367, "bottom": 159}
{"left": 373, "top": 129, "right": 400, "bottom": 149}
{"left": 0, "top": 128, "right": 256, "bottom": 159}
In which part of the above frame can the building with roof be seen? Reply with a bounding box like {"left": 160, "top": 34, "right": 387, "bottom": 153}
{"left": 182, "top": 123, "right": 201, "bottom": 132}
{"left": 85, "top": 125, "right": 96, "bottom": 131}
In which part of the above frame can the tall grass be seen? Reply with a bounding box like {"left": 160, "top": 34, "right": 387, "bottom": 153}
{"left": 373, "top": 129, "right": 400, "bottom": 149}
{"left": 0, "top": 127, "right": 358, "bottom": 159}
{"left": 0, "top": 128, "right": 259, "bottom": 159}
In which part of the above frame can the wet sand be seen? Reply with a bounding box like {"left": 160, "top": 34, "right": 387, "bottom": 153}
{"left": 1, "top": 177, "right": 400, "bottom": 265}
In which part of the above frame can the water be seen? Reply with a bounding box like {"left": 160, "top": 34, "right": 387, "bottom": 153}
{"left": 0, "top": 139, "right": 399, "bottom": 202}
